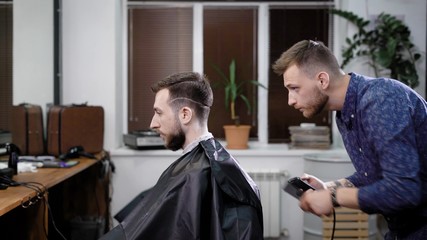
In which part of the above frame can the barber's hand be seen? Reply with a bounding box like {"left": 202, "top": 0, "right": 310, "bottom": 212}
{"left": 301, "top": 173, "right": 327, "bottom": 190}
{"left": 299, "top": 189, "right": 334, "bottom": 217}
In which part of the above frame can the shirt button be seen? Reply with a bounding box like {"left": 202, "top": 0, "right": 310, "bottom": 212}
{"left": 351, "top": 114, "right": 354, "bottom": 118}
{"left": 359, "top": 148, "right": 362, "bottom": 152}
{"left": 364, "top": 172, "right": 368, "bottom": 177}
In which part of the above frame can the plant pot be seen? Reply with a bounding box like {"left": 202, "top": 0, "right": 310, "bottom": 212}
{"left": 223, "top": 125, "right": 251, "bottom": 149}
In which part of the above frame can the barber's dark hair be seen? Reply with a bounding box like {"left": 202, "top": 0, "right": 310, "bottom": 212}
{"left": 151, "top": 72, "right": 213, "bottom": 122}
{"left": 272, "top": 40, "right": 342, "bottom": 78}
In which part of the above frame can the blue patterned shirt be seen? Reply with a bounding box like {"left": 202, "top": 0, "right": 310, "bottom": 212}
{"left": 336, "top": 73, "right": 427, "bottom": 226}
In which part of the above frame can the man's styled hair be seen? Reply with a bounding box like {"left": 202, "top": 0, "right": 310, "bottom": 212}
{"left": 151, "top": 72, "right": 213, "bottom": 122}
{"left": 272, "top": 40, "right": 342, "bottom": 78}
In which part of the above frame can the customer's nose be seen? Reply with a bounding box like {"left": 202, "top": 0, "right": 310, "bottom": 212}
{"left": 150, "top": 116, "right": 159, "bottom": 129}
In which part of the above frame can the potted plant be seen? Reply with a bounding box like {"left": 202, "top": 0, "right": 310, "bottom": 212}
{"left": 212, "top": 59, "right": 267, "bottom": 149}
{"left": 331, "top": 9, "right": 421, "bottom": 88}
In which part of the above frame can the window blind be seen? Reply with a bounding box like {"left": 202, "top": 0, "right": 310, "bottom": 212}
{"left": 128, "top": 7, "right": 193, "bottom": 132}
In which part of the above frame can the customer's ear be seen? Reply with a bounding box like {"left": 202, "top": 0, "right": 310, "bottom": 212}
{"left": 180, "top": 107, "right": 193, "bottom": 125}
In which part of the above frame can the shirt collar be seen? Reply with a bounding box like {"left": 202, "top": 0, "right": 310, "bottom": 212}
{"left": 338, "top": 72, "right": 360, "bottom": 128}
{"left": 182, "top": 132, "right": 214, "bottom": 155}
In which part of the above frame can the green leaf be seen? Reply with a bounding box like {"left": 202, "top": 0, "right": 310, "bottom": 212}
{"left": 330, "top": 9, "right": 420, "bottom": 88}
{"left": 211, "top": 58, "right": 269, "bottom": 124}
{"left": 239, "top": 94, "right": 252, "bottom": 114}
{"left": 414, "top": 53, "right": 421, "bottom": 60}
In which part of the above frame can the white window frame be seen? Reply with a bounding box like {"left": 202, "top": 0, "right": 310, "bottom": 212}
{"left": 122, "top": 1, "right": 334, "bottom": 144}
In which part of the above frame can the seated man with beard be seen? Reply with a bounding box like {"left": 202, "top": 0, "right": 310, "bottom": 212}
{"left": 101, "top": 72, "right": 263, "bottom": 240}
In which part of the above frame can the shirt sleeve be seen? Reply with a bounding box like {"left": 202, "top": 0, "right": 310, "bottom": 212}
{"left": 356, "top": 81, "right": 422, "bottom": 215}
{"left": 346, "top": 172, "right": 364, "bottom": 188}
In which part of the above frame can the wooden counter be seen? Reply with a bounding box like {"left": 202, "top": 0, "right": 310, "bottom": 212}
{"left": 0, "top": 158, "right": 99, "bottom": 216}
{"left": 0, "top": 154, "right": 111, "bottom": 240}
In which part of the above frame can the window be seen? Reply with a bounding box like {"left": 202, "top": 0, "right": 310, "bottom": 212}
{"left": 268, "top": 7, "right": 332, "bottom": 142}
{"left": 203, "top": 7, "right": 258, "bottom": 139}
{"left": 127, "top": 6, "right": 193, "bottom": 132}
{"left": 0, "top": 2, "right": 13, "bottom": 132}
{"left": 127, "top": 1, "right": 333, "bottom": 143}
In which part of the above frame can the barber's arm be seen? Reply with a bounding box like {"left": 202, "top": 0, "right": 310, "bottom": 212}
{"left": 327, "top": 178, "right": 359, "bottom": 209}
{"left": 299, "top": 177, "right": 360, "bottom": 216}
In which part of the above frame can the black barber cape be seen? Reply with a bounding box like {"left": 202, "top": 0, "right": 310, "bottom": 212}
{"left": 101, "top": 138, "right": 263, "bottom": 240}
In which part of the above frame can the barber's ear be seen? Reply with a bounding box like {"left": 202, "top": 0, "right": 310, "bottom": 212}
{"left": 317, "top": 72, "right": 329, "bottom": 89}
{"left": 180, "top": 107, "right": 193, "bottom": 124}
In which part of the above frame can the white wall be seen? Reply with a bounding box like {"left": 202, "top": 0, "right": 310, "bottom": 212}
{"left": 61, "top": 0, "right": 123, "bottom": 150}
{"left": 13, "top": 0, "right": 53, "bottom": 116}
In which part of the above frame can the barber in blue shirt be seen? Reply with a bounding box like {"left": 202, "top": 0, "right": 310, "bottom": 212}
{"left": 272, "top": 40, "right": 427, "bottom": 239}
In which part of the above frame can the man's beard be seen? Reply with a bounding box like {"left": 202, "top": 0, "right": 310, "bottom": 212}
{"left": 303, "top": 88, "right": 328, "bottom": 119}
{"left": 165, "top": 122, "right": 186, "bottom": 151}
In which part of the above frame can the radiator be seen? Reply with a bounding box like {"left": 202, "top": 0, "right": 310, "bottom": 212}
{"left": 247, "top": 170, "right": 288, "bottom": 238}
